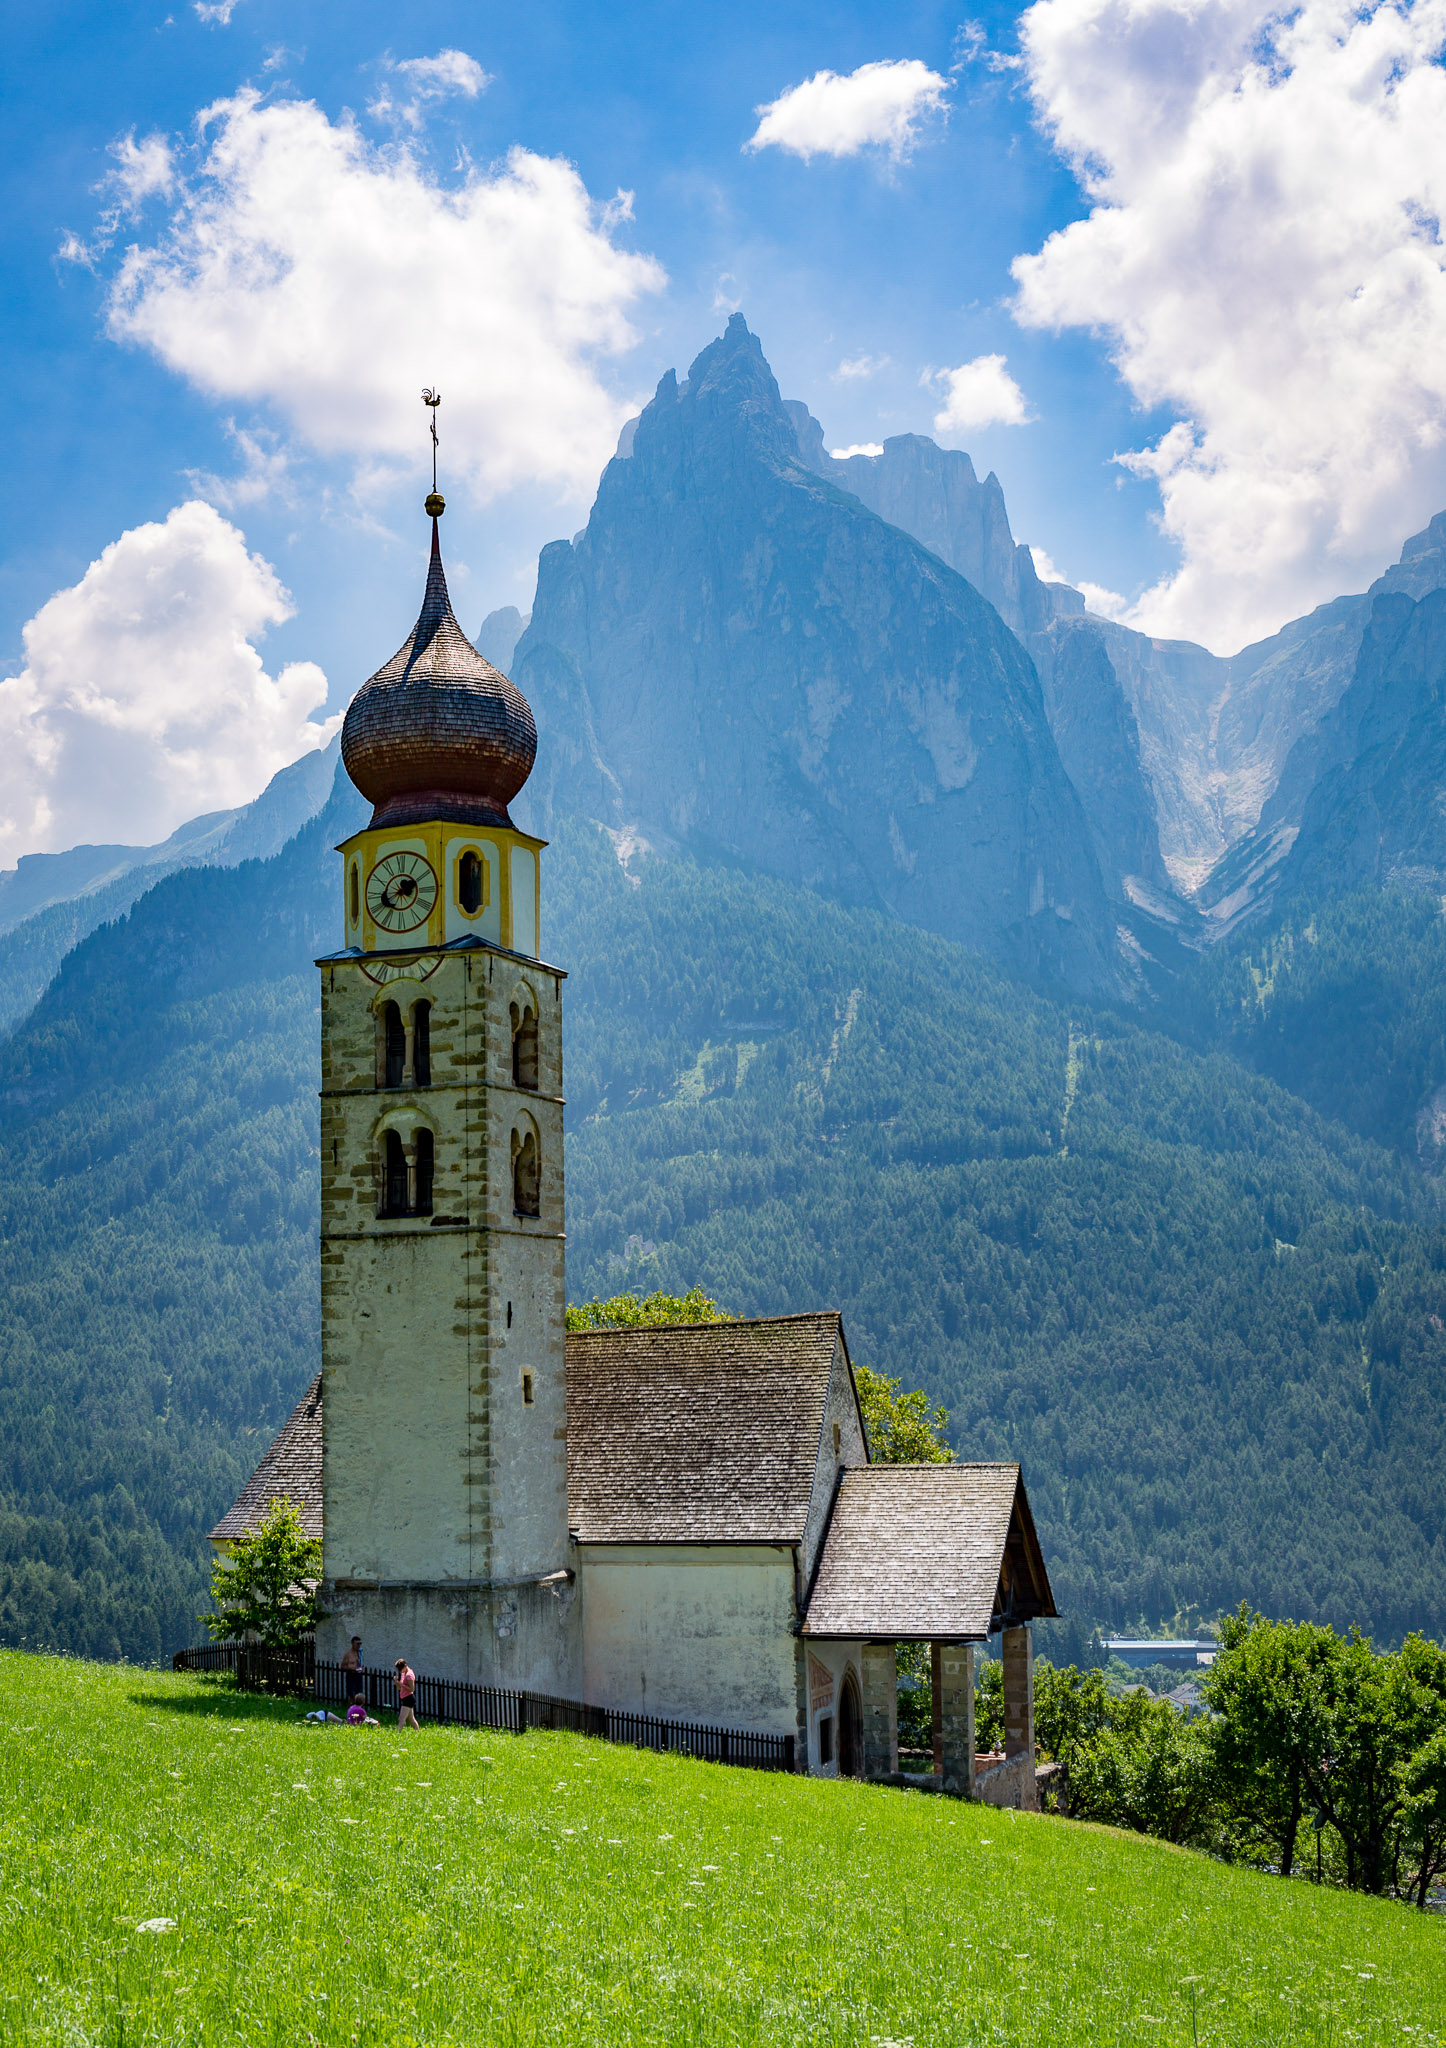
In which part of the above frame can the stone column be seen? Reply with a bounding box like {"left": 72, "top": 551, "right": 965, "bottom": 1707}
{"left": 402, "top": 1017, "right": 416, "bottom": 1089}
{"left": 1003, "top": 1625, "right": 1034, "bottom": 1761}
{"left": 934, "top": 1642, "right": 975, "bottom": 1797}
{"left": 860, "top": 1642, "right": 898, "bottom": 1779}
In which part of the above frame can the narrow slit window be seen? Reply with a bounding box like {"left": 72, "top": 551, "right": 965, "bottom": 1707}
{"left": 381, "top": 1129, "right": 409, "bottom": 1216}
{"left": 349, "top": 862, "right": 360, "bottom": 927}
{"left": 521, "top": 1370, "right": 535, "bottom": 1406}
{"left": 412, "top": 1001, "right": 432, "bottom": 1088}
{"left": 413, "top": 1129, "right": 434, "bottom": 1216}
{"left": 383, "top": 1001, "right": 405, "bottom": 1089}
{"left": 458, "top": 849, "right": 484, "bottom": 916}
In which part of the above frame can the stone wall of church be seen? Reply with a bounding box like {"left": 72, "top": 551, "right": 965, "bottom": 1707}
{"left": 318, "top": 1576, "right": 580, "bottom": 1699}
{"left": 576, "top": 1544, "right": 800, "bottom": 1734}
{"left": 801, "top": 1339, "right": 869, "bottom": 1582}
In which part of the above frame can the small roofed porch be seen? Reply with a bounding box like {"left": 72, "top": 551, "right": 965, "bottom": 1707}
{"left": 800, "top": 1463, "right": 1056, "bottom": 1806}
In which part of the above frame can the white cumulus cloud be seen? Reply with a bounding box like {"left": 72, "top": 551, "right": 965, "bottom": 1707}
{"left": 105, "top": 91, "right": 665, "bottom": 507}
{"left": 0, "top": 502, "right": 336, "bottom": 864}
{"left": 831, "top": 442, "right": 885, "bottom": 459}
{"left": 370, "top": 49, "right": 491, "bottom": 128}
{"left": 745, "top": 59, "right": 949, "bottom": 161}
{"left": 1013, "top": 0, "right": 1446, "bottom": 651}
{"left": 929, "top": 354, "right": 1033, "bottom": 435}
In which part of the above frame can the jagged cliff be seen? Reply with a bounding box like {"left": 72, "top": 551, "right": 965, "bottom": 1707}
{"left": 1202, "top": 588, "right": 1446, "bottom": 926}
{"left": 782, "top": 408, "right": 1172, "bottom": 907}
{"left": 512, "top": 316, "right": 1123, "bottom": 994}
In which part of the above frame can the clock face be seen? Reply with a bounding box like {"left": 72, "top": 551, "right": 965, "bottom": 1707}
{"left": 366, "top": 850, "right": 438, "bottom": 933}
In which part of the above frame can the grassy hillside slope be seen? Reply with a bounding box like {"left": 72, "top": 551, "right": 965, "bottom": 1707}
{"left": 1, "top": 1652, "right": 1440, "bottom": 2047}
{"left": 0, "top": 806, "right": 1443, "bottom": 1661}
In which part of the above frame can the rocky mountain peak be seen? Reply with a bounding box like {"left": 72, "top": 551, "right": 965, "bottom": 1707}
{"left": 513, "top": 320, "right": 1124, "bottom": 994}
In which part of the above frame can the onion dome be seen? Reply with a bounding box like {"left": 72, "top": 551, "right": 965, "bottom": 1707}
{"left": 341, "top": 505, "right": 537, "bottom": 831}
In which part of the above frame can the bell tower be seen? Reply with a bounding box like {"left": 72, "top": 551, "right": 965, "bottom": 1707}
{"left": 316, "top": 472, "right": 576, "bottom": 1694}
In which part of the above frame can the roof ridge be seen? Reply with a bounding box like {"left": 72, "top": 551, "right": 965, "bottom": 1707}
{"left": 566, "top": 1309, "right": 840, "bottom": 1340}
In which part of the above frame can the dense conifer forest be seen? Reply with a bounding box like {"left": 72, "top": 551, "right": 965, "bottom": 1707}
{"left": 0, "top": 792, "right": 1442, "bottom": 1661}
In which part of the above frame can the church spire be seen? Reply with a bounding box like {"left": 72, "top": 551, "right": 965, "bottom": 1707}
{"left": 339, "top": 391, "right": 538, "bottom": 833}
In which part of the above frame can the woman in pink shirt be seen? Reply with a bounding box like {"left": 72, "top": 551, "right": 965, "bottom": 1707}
{"left": 394, "top": 1658, "right": 419, "bottom": 1731}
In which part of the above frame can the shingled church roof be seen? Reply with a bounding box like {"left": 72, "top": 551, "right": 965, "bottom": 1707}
{"left": 209, "top": 1373, "right": 323, "bottom": 1544}
{"left": 564, "top": 1312, "right": 845, "bottom": 1544}
{"left": 802, "top": 1464, "right": 1057, "bottom": 1642}
{"left": 209, "top": 1320, "right": 1057, "bottom": 1644}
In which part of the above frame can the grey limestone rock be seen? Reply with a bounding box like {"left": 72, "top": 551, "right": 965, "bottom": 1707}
{"left": 512, "top": 315, "right": 1123, "bottom": 994}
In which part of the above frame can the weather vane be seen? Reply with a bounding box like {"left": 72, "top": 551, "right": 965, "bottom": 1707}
{"left": 422, "top": 388, "right": 443, "bottom": 515}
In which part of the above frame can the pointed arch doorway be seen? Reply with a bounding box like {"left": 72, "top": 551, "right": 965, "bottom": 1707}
{"left": 839, "top": 1668, "right": 863, "bottom": 1779}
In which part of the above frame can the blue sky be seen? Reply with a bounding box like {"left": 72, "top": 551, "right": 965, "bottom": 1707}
{"left": 3, "top": 0, "right": 1446, "bottom": 860}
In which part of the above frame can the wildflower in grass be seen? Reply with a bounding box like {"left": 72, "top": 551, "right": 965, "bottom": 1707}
{"left": 136, "top": 1918, "right": 176, "bottom": 1934}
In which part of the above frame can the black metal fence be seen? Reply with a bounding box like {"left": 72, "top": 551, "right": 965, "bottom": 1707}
{"left": 173, "top": 1641, "right": 795, "bottom": 1773}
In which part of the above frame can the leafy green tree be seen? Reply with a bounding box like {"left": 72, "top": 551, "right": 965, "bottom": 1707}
{"left": 1299, "top": 1628, "right": 1446, "bottom": 1897}
{"left": 1205, "top": 1605, "right": 1341, "bottom": 1876}
{"left": 1034, "top": 1662, "right": 1116, "bottom": 1764}
{"left": 854, "top": 1364, "right": 952, "bottom": 1464}
{"left": 565, "top": 1287, "right": 732, "bottom": 1331}
{"left": 1069, "top": 1706, "right": 1219, "bottom": 1846}
{"left": 1400, "top": 1730, "right": 1446, "bottom": 1910}
{"left": 974, "top": 1658, "right": 1004, "bottom": 1750}
{"left": 206, "top": 1497, "right": 320, "bottom": 1649}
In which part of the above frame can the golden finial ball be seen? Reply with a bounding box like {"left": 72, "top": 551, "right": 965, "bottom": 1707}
{"left": 425, "top": 491, "right": 445, "bottom": 517}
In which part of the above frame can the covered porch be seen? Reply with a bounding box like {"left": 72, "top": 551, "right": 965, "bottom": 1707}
{"left": 800, "top": 1462, "right": 1057, "bottom": 1805}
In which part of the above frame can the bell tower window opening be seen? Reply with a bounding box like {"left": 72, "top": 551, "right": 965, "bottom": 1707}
{"left": 412, "top": 1001, "right": 432, "bottom": 1088}
{"left": 381, "top": 1129, "right": 409, "bottom": 1217}
{"left": 511, "top": 1127, "right": 540, "bottom": 1218}
{"left": 349, "top": 861, "right": 360, "bottom": 928}
{"left": 458, "top": 848, "right": 486, "bottom": 916}
{"left": 382, "top": 1002, "right": 405, "bottom": 1089}
{"left": 413, "top": 1129, "right": 434, "bottom": 1216}
{"left": 511, "top": 1000, "right": 539, "bottom": 1091}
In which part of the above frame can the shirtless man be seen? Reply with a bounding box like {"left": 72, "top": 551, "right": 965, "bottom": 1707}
{"left": 341, "top": 1636, "right": 364, "bottom": 1710}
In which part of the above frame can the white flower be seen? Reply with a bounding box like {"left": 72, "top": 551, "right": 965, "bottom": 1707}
{"left": 136, "top": 1918, "right": 176, "bottom": 1934}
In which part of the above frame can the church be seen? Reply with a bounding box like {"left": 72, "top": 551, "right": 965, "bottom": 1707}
{"left": 215, "top": 488, "right": 1057, "bottom": 1802}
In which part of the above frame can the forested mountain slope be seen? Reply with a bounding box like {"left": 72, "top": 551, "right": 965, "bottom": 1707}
{"left": 1180, "top": 888, "right": 1446, "bottom": 1171}
{"left": 1, "top": 777, "right": 1442, "bottom": 1661}
{"left": 0, "top": 740, "right": 339, "bottom": 1038}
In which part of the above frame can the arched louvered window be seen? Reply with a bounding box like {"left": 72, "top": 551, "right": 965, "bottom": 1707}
{"left": 511, "top": 1000, "right": 539, "bottom": 1091}
{"left": 382, "top": 1002, "right": 405, "bottom": 1089}
{"left": 381, "top": 1129, "right": 409, "bottom": 1216}
{"left": 413, "top": 1001, "right": 432, "bottom": 1088}
{"left": 413, "top": 1129, "right": 434, "bottom": 1216}
{"left": 511, "top": 1128, "right": 540, "bottom": 1218}
{"left": 458, "top": 849, "right": 484, "bottom": 915}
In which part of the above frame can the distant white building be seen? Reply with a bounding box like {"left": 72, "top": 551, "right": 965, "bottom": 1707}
{"left": 215, "top": 499, "right": 1057, "bottom": 1798}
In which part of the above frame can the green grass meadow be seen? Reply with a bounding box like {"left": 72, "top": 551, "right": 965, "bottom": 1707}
{"left": 1, "top": 1653, "right": 1442, "bottom": 2046}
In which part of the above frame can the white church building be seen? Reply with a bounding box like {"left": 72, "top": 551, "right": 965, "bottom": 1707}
{"left": 215, "top": 494, "right": 1057, "bottom": 1800}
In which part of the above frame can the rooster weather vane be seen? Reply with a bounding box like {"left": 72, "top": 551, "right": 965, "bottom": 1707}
{"left": 422, "top": 387, "right": 443, "bottom": 514}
